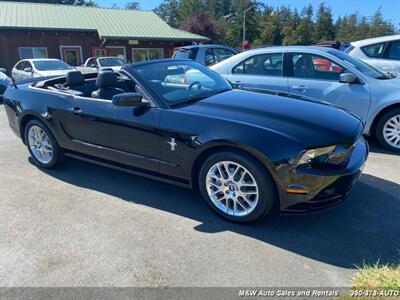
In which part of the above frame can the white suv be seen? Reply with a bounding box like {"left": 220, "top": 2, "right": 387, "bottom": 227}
{"left": 346, "top": 34, "right": 400, "bottom": 75}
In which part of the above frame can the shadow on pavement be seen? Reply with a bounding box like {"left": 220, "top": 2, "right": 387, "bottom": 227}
{"left": 35, "top": 157, "right": 400, "bottom": 269}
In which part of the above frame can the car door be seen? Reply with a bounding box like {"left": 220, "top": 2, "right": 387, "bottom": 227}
{"left": 60, "top": 94, "right": 161, "bottom": 172}
{"left": 287, "top": 52, "right": 371, "bottom": 120}
{"left": 359, "top": 42, "right": 397, "bottom": 73}
{"left": 13, "top": 61, "right": 28, "bottom": 81}
{"left": 382, "top": 40, "right": 400, "bottom": 73}
{"left": 227, "top": 52, "right": 288, "bottom": 93}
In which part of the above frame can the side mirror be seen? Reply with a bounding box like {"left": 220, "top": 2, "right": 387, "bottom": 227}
{"left": 0, "top": 68, "right": 6, "bottom": 73}
{"left": 24, "top": 67, "right": 33, "bottom": 73}
{"left": 339, "top": 72, "right": 357, "bottom": 84}
{"left": 112, "top": 93, "right": 144, "bottom": 106}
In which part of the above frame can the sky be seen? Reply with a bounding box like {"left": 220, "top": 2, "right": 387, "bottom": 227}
{"left": 95, "top": 0, "right": 400, "bottom": 26}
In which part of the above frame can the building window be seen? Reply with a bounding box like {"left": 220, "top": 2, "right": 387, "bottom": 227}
{"left": 19, "top": 47, "right": 48, "bottom": 60}
{"left": 94, "top": 48, "right": 108, "bottom": 57}
{"left": 60, "top": 46, "right": 83, "bottom": 66}
{"left": 106, "top": 46, "right": 126, "bottom": 61}
{"left": 132, "top": 48, "right": 164, "bottom": 62}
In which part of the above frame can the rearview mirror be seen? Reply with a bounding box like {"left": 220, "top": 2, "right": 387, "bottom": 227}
{"left": 0, "top": 68, "right": 6, "bottom": 73}
{"left": 112, "top": 93, "right": 144, "bottom": 106}
{"left": 24, "top": 67, "right": 33, "bottom": 73}
{"left": 339, "top": 72, "right": 357, "bottom": 84}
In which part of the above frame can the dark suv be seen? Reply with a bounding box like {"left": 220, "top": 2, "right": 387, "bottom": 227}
{"left": 173, "top": 44, "right": 237, "bottom": 67}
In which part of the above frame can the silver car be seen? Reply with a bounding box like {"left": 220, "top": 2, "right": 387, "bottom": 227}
{"left": 211, "top": 46, "right": 400, "bottom": 152}
{"left": 346, "top": 34, "right": 400, "bottom": 75}
{"left": 12, "top": 59, "right": 74, "bottom": 81}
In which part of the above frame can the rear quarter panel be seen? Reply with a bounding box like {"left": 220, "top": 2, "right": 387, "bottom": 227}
{"left": 3, "top": 84, "right": 71, "bottom": 144}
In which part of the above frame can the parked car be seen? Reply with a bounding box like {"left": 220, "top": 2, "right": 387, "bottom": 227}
{"left": 172, "top": 45, "right": 237, "bottom": 66}
{"left": 346, "top": 34, "right": 400, "bottom": 75}
{"left": 0, "top": 68, "right": 12, "bottom": 101}
{"left": 3, "top": 59, "right": 368, "bottom": 223}
{"left": 77, "top": 56, "right": 126, "bottom": 73}
{"left": 211, "top": 46, "right": 400, "bottom": 152}
{"left": 12, "top": 59, "right": 74, "bottom": 81}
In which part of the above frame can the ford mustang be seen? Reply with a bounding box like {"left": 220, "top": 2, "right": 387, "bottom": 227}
{"left": 3, "top": 59, "right": 368, "bottom": 223}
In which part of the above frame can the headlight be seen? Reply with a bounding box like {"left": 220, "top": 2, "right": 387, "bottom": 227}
{"left": 297, "top": 145, "right": 350, "bottom": 167}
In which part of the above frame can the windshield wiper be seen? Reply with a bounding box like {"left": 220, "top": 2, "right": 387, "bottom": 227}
{"left": 171, "top": 94, "right": 210, "bottom": 107}
{"left": 171, "top": 88, "right": 231, "bottom": 108}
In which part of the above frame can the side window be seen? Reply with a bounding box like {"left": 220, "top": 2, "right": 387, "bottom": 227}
{"left": 361, "top": 43, "right": 386, "bottom": 58}
{"left": 15, "top": 61, "right": 25, "bottom": 70}
{"left": 205, "top": 49, "right": 216, "bottom": 66}
{"left": 292, "top": 53, "right": 344, "bottom": 81}
{"left": 25, "top": 61, "right": 33, "bottom": 71}
{"left": 213, "top": 48, "right": 235, "bottom": 64}
{"left": 87, "top": 58, "right": 98, "bottom": 67}
{"left": 232, "top": 53, "right": 283, "bottom": 76}
{"left": 388, "top": 41, "right": 400, "bottom": 60}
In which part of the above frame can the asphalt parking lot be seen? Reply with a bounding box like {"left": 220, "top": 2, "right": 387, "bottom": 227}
{"left": 0, "top": 104, "right": 399, "bottom": 287}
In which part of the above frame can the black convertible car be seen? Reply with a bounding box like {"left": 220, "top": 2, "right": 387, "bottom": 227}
{"left": 3, "top": 59, "right": 368, "bottom": 223}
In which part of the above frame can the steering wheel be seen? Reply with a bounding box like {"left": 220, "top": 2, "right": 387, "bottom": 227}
{"left": 187, "top": 81, "right": 202, "bottom": 91}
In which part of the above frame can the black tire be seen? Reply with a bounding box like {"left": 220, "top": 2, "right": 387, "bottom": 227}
{"left": 24, "top": 119, "right": 63, "bottom": 169}
{"left": 375, "top": 108, "right": 400, "bottom": 153}
{"left": 198, "top": 151, "right": 277, "bottom": 223}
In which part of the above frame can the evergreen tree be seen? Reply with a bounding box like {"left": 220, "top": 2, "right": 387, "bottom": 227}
{"left": 293, "top": 4, "right": 314, "bottom": 45}
{"left": 154, "top": 0, "right": 180, "bottom": 28}
{"left": 314, "top": 3, "right": 335, "bottom": 41}
{"left": 125, "top": 1, "right": 140, "bottom": 10}
{"left": 177, "top": 0, "right": 203, "bottom": 21}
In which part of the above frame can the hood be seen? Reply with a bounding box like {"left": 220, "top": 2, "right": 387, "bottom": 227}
{"left": 179, "top": 90, "right": 362, "bottom": 147}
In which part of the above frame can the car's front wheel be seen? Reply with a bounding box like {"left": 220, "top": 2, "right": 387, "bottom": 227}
{"left": 24, "top": 119, "right": 63, "bottom": 168}
{"left": 198, "top": 151, "right": 277, "bottom": 223}
{"left": 376, "top": 109, "right": 400, "bottom": 152}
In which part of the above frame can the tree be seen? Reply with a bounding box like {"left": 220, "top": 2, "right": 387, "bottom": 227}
{"left": 281, "top": 7, "right": 301, "bottom": 45}
{"left": 257, "top": 5, "right": 283, "bottom": 46}
{"left": 369, "top": 7, "right": 395, "bottom": 37}
{"left": 223, "top": 0, "right": 262, "bottom": 48}
{"left": 335, "top": 13, "right": 358, "bottom": 41}
{"left": 125, "top": 1, "right": 140, "bottom": 10}
{"left": 293, "top": 4, "right": 314, "bottom": 45}
{"left": 314, "top": 3, "right": 335, "bottom": 42}
{"left": 154, "top": 0, "right": 180, "bottom": 28}
{"left": 178, "top": 0, "right": 203, "bottom": 21}
{"left": 179, "top": 10, "right": 221, "bottom": 42}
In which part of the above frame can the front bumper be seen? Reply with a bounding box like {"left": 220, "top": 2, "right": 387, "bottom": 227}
{"left": 280, "top": 136, "right": 369, "bottom": 213}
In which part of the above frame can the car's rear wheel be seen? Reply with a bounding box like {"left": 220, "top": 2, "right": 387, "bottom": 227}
{"left": 376, "top": 109, "right": 400, "bottom": 152}
{"left": 198, "top": 151, "right": 277, "bottom": 223}
{"left": 24, "top": 119, "right": 63, "bottom": 168}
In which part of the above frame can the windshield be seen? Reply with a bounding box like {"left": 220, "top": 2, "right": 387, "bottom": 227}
{"left": 98, "top": 57, "right": 126, "bottom": 67}
{"left": 33, "top": 60, "right": 73, "bottom": 71}
{"left": 130, "top": 61, "right": 232, "bottom": 106}
{"left": 328, "top": 50, "right": 389, "bottom": 79}
{"left": 173, "top": 48, "right": 198, "bottom": 60}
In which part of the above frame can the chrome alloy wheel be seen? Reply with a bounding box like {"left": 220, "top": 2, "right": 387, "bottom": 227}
{"left": 383, "top": 114, "right": 400, "bottom": 149}
{"left": 28, "top": 125, "right": 53, "bottom": 164}
{"left": 206, "top": 161, "right": 259, "bottom": 217}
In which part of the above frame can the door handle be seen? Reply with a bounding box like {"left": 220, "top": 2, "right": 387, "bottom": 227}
{"left": 71, "top": 107, "right": 83, "bottom": 115}
{"left": 292, "top": 85, "right": 308, "bottom": 92}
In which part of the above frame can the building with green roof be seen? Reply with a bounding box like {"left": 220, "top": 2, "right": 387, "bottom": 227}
{"left": 0, "top": 1, "right": 208, "bottom": 71}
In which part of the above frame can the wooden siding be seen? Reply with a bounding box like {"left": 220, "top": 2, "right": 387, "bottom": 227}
{"left": 0, "top": 29, "right": 190, "bottom": 73}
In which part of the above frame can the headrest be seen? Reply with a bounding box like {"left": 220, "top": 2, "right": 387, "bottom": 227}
{"left": 66, "top": 71, "right": 85, "bottom": 86}
{"left": 96, "top": 71, "right": 117, "bottom": 88}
